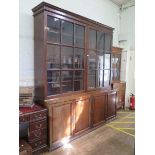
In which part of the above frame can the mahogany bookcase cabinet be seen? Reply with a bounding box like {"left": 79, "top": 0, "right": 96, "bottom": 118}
{"left": 32, "top": 2, "right": 117, "bottom": 151}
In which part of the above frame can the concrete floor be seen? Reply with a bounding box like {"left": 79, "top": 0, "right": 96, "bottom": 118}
{"left": 42, "top": 110, "right": 135, "bottom": 155}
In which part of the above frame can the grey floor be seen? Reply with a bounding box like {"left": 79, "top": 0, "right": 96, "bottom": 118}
{"left": 42, "top": 110, "right": 135, "bottom": 155}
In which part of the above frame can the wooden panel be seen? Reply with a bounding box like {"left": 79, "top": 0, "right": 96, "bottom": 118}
{"left": 52, "top": 103, "right": 72, "bottom": 142}
{"left": 74, "top": 98, "right": 91, "bottom": 134}
{"left": 93, "top": 93, "right": 106, "bottom": 126}
{"left": 107, "top": 91, "right": 117, "bottom": 119}
{"left": 118, "top": 91, "right": 125, "bottom": 103}
{"left": 112, "top": 46, "right": 122, "bottom": 54}
{"left": 34, "top": 12, "right": 46, "bottom": 101}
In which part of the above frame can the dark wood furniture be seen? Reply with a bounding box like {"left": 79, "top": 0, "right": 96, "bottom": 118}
{"left": 32, "top": 2, "right": 117, "bottom": 151}
{"left": 19, "top": 104, "right": 48, "bottom": 155}
{"left": 112, "top": 81, "right": 126, "bottom": 109}
{"left": 44, "top": 90, "right": 117, "bottom": 150}
{"left": 111, "top": 46, "right": 126, "bottom": 109}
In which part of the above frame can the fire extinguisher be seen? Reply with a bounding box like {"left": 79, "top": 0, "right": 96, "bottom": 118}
{"left": 130, "top": 93, "right": 135, "bottom": 110}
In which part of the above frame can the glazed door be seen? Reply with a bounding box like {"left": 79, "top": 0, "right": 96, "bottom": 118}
{"left": 107, "top": 91, "right": 117, "bottom": 119}
{"left": 92, "top": 93, "right": 106, "bottom": 126}
{"left": 73, "top": 97, "right": 91, "bottom": 135}
{"left": 51, "top": 102, "right": 72, "bottom": 143}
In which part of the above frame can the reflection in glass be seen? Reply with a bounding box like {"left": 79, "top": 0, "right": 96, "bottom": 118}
{"left": 96, "top": 70, "right": 104, "bottom": 88}
{"left": 47, "top": 44, "right": 60, "bottom": 69}
{"left": 97, "top": 31, "right": 104, "bottom": 51}
{"left": 47, "top": 70, "right": 60, "bottom": 83}
{"left": 47, "top": 83, "right": 60, "bottom": 95}
{"left": 62, "top": 71, "right": 73, "bottom": 81}
{"left": 74, "top": 71, "right": 83, "bottom": 80}
{"left": 104, "top": 54, "right": 111, "bottom": 69}
{"left": 75, "top": 24, "right": 84, "bottom": 48}
{"left": 97, "top": 52, "right": 104, "bottom": 70}
{"left": 104, "top": 70, "right": 110, "bottom": 86}
{"left": 61, "top": 46, "right": 73, "bottom": 68}
{"left": 74, "top": 80, "right": 83, "bottom": 91}
{"left": 62, "top": 81, "right": 73, "bottom": 93}
{"left": 88, "top": 50, "right": 96, "bottom": 70}
{"left": 105, "top": 33, "right": 111, "bottom": 52}
{"left": 62, "top": 21, "right": 73, "bottom": 45}
{"left": 112, "top": 54, "right": 121, "bottom": 80}
{"left": 74, "top": 48, "right": 84, "bottom": 69}
{"left": 88, "top": 70, "right": 95, "bottom": 89}
{"left": 47, "top": 16, "right": 60, "bottom": 43}
{"left": 88, "top": 29, "right": 96, "bottom": 49}
{"left": 47, "top": 71, "right": 60, "bottom": 95}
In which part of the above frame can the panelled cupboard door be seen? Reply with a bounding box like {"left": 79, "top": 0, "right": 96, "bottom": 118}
{"left": 107, "top": 92, "right": 117, "bottom": 119}
{"left": 73, "top": 98, "right": 91, "bottom": 134}
{"left": 51, "top": 103, "right": 72, "bottom": 143}
{"left": 92, "top": 93, "right": 106, "bottom": 126}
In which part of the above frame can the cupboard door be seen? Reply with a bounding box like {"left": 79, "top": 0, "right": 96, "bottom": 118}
{"left": 107, "top": 92, "right": 117, "bottom": 119}
{"left": 52, "top": 103, "right": 72, "bottom": 143}
{"left": 74, "top": 98, "right": 91, "bottom": 134}
{"left": 93, "top": 93, "right": 106, "bottom": 126}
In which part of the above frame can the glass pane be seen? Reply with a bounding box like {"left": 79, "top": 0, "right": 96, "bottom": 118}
{"left": 47, "top": 16, "right": 60, "bottom": 43}
{"left": 97, "top": 31, "right": 104, "bottom": 51}
{"left": 61, "top": 46, "right": 73, "bottom": 69}
{"left": 88, "top": 50, "right": 96, "bottom": 70}
{"left": 112, "top": 68, "right": 120, "bottom": 81}
{"left": 62, "top": 71, "right": 73, "bottom": 81}
{"left": 47, "top": 83, "right": 60, "bottom": 95}
{"left": 62, "top": 81, "right": 73, "bottom": 93}
{"left": 97, "top": 52, "right": 104, "bottom": 70}
{"left": 47, "top": 70, "right": 60, "bottom": 83}
{"left": 75, "top": 24, "right": 85, "bottom": 48}
{"left": 74, "top": 70, "right": 83, "bottom": 80}
{"left": 96, "top": 70, "right": 104, "bottom": 88}
{"left": 74, "top": 80, "right": 83, "bottom": 91}
{"left": 104, "top": 54, "right": 111, "bottom": 69}
{"left": 111, "top": 54, "right": 121, "bottom": 80}
{"left": 104, "top": 70, "right": 110, "bottom": 86}
{"left": 47, "top": 71, "right": 60, "bottom": 95}
{"left": 74, "top": 48, "right": 84, "bottom": 69}
{"left": 88, "top": 29, "right": 96, "bottom": 49}
{"left": 115, "top": 54, "right": 121, "bottom": 69}
{"left": 105, "top": 34, "right": 112, "bottom": 52}
{"left": 62, "top": 21, "right": 73, "bottom": 45}
{"left": 47, "top": 44, "right": 60, "bottom": 69}
{"left": 88, "top": 70, "right": 95, "bottom": 89}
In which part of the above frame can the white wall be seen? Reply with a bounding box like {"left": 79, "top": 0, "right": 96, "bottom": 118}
{"left": 119, "top": 4, "right": 135, "bottom": 107}
{"left": 19, "top": 0, "right": 120, "bottom": 86}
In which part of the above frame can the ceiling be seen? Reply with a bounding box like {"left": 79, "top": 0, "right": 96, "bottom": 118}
{"left": 110, "top": 0, "right": 134, "bottom": 7}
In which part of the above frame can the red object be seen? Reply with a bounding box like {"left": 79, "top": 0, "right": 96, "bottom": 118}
{"left": 130, "top": 94, "right": 135, "bottom": 110}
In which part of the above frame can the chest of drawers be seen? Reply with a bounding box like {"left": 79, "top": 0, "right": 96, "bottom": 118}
{"left": 19, "top": 104, "right": 48, "bottom": 154}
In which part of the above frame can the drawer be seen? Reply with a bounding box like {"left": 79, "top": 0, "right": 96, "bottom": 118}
{"left": 30, "top": 111, "right": 47, "bottom": 122}
{"left": 28, "top": 128, "right": 46, "bottom": 141}
{"left": 29, "top": 138, "right": 46, "bottom": 149}
{"left": 19, "top": 115, "right": 29, "bottom": 122}
{"left": 29, "top": 120, "right": 46, "bottom": 132}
